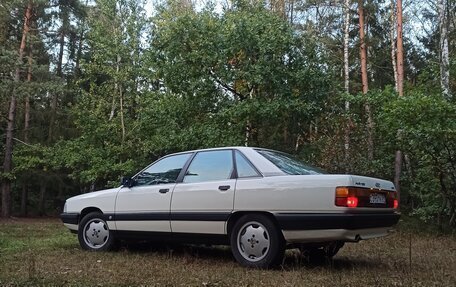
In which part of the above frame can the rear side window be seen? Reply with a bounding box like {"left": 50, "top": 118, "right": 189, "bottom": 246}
{"left": 183, "top": 150, "right": 233, "bottom": 183}
{"left": 235, "top": 151, "right": 260, "bottom": 178}
{"left": 256, "top": 149, "right": 326, "bottom": 175}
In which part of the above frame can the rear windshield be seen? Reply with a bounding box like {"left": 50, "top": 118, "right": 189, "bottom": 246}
{"left": 256, "top": 149, "right": 326, "bottom": 175}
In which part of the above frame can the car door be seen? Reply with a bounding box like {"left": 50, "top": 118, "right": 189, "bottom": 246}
{"left": 115, "top": 153, "right": 192, "bottom": 233}
{"left": 170, "top": 149, "right": 236, "bottom": 235}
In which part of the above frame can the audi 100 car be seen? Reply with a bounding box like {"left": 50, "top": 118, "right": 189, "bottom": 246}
{"left": 60, "top": 147, "right": 400, "bottom": 268}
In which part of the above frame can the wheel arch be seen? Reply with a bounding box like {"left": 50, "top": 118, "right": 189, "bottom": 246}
{"left": 79, "top": 207, "right": 103, "bottom": 223}
{"left": 226, "top": 211, "right": 284, "bottom": 238}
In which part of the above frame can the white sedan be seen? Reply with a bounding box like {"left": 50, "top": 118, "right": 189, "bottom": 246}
{"left": 61, "top": 147, "right": 400, "bottom": 268}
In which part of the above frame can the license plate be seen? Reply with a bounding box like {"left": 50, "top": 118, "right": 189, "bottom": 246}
{"left": 369, "top": 193, "right": 386, "bottom": 204}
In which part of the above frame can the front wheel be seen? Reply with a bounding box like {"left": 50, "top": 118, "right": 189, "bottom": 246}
{"left": 78, "top": 212, "right": 116, "bottom": 251}
{"left": 230, "top": 214, "right": 285, "bottom": 268}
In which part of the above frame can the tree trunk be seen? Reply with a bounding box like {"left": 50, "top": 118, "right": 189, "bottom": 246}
{"left": 244, "top": 120, "right": 251, "bottom": 147}
{"left": 48, "top": 93, "right": 58, "bottom": 142}
{"left": 21, "top": 31, "right": 34, "bottom": 217}
{"left": 271, "top": 0, "right": 286, "bottom": 19}
{"left": 119, "top": 83, "right": 125, "bottom": 142}
{"left": 1, "top": 1, "right": 32, "bottom": 218}
{"left": 359, "top": 2, "right": 368, "bottom": 95}
{"left": 1, "top": 95, "right": 17, "bottom": 218}
{"left": 21, "top": 186, "right": 28, "bottom": 216}
{"left": 75, "top": 25, "right": 85, "bottom": 78}
{"left": 48, "top": 10, "right": 67, "bottom": 143}
{"left": 24, "top": 98, "right": 30, "bottom": 142}
{"left": 244, "top": 88, "right": 254, "bottom": 147}
{"left": 343, "top": 0, "right": 350, "bottom": 169}
{"left": 390, "top": 0, "right": 398, "bottom": 91}
{"left": 396, "top": 0, "right": 404, "bottom": 97}
{"left": 24, "top": 48, "right": 32, "bottom": 142}
{"left": 289, "top": 0, "right": 294, "bottom": 24}
{"left": 358, "top": 0, "right": 374, "bottom": 161}
{"left": 75, "top": 1, "right": 89, "bottom": 78}
{"left": 394, "top": 0, "right": 404, "bottom": 203}
{"left": 439, "top": 0, "right": 451, "bottom": 99}
{"left": 57, "top": 29, "right": 64, "bottom": 77}
{"left": 394, "top": 150, "right": 402, "bottom": 201}
{"left": 116, "top": 54, "right": 126, "bottom": 141}
{"left": 38, "top": 182, "right": 46, "bottom": 216}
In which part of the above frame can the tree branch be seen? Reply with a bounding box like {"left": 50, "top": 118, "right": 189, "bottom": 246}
{"left": 208, "top": 69, "right": 246, "bottom": 101}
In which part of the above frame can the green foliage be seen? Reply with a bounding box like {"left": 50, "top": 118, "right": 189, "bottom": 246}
{"left": 379, "top": 92, "right": 456, "bottom": 225}
{"left": 1, "top": 0, "right": 455, "bottom": 230}
{"left": 150, "top": 2, "right": 331, "bottom": 151}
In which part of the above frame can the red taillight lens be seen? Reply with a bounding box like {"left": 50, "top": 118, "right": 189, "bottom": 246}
{"left": 346, "top": 196, "right": 358, "bottom": 208}
{"left": 336, "top": 186, "right": 393, "bottom": 208}
{"left": 335, "top": 187, "right": 358, "bottom": 207}
{"left": 335, "top": 197, "right": 347, "bottom": 206}
{"left": 393, "top": 199, "right": 398, "bottom": 209}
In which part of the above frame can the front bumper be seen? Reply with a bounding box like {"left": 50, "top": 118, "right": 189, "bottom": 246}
{"left": 60, "top": 212, "right": 79, "bottom": 225}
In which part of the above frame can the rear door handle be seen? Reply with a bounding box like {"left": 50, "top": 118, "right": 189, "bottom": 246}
{"left": 218, "top": 185, "right": 230, "bottom": 191}
{"left": 159, "top": 188, "right": 169, "bottom": 194}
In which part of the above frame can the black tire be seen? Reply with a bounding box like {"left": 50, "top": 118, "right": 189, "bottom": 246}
{"left": 230, "top": 214, "right": 285, "bottom": 268}
{"left": 78, "top": 212, "right": 116, "bottom": 251}
{"left": 324, "top": 241, "right": 344, "bottom": 258}
{"left": 299, "top": 241, "right": 344, "bottom": 261}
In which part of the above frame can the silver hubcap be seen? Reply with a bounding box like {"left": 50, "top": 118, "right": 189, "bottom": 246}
{"left": 237, "top": 221, "right": 270, "bottom": 262}
{"left": 83, "top": 218, "right": 109, "bottom": 249}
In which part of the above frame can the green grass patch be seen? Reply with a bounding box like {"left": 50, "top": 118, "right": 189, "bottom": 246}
{"left": 0, "top": 218, "right": 455, "bottom": 286}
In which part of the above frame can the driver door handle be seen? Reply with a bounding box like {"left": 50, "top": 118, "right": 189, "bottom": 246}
{"left": 159, "top": 188, "right": 169, "bottom": 194}
{"left": 218, "top": 185, "right": 230, "bottom": 191}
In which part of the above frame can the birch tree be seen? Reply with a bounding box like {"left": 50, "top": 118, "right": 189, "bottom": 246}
{"left": 343, "top": 0, "right": 351, "bottom": 166}
{"left": 439, "top": 0, "right": 451, "bottom": 99}
{"left": 396, "top": 0, "right": 404, "bottom": 97}
{"left": 390, "top": 0, "right": 398, "bottom": 91}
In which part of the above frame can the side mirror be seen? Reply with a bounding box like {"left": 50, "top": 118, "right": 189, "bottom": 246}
{"left": 121, "top": 176, "right": 134, "bottom": 188}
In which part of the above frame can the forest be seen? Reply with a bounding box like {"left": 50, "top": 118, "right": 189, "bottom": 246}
{"left": 0, "top": 0, "right": 455, "bottom": 230}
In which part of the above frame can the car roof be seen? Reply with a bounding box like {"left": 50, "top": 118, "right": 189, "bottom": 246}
{"left": 161, "top": 146, "right": 285, "bottom": 177}
{"left": 165, "top": 146, "right": 252, "bottom": 155}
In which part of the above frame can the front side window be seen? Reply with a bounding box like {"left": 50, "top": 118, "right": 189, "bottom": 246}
{"left": 256, "top": 149, "right": 326, "bottom": 175}
{"left": 135, "top": 153, "right": 191, "bottom": 186}
{"left": 183, "top": 150, "right": 233, "bottom": 183}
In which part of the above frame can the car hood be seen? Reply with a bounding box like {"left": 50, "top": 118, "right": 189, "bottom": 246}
{"left": 67, "top": 187, "right": 120, "bottom": 202}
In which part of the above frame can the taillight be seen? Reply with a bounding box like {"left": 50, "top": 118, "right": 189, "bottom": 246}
{"left": 335, "top": 186, "right": 397, "bottom": 208}
{"left": 346, "top": 196, "right": 358, "bottom": 208}
{"left": 393, "top": 199, "right": 398, "bottom": 209}
{"left": 335, "top": 187, "right": 357, "bottom": 207}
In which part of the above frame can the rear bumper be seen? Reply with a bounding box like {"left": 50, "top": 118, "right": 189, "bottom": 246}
{"left": 283, "top": 227, "right": 394, "bottom": 243}
{"left": 275, "top": 212, "right": 400, "bottom": 230}
{"left": 275, "top": 212, "right": 400, "bottom": 243}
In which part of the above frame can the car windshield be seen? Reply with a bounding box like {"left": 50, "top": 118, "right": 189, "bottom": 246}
{"left": 256, "top": 149, "right": 327, "bottom": 175}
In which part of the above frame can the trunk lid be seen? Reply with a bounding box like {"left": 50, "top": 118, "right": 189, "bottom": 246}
{"left": 349, "top": 175, "right": 396, "bottom": 192}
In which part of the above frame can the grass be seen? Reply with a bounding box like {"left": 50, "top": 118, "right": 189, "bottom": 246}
{"left": 0, "top": 218, "right": 455, "bottom": 286}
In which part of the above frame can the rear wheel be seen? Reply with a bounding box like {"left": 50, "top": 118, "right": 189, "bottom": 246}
{"left": 78, "top": 212, "right": 116, "bottom": 251}
{"left": 324, "top": 241, "right": 344, "bottom": 258}
{"left": 230, "top": 214, "right": 285, "bottom": 268}
{"left": 299, "top": 241, "right": 344, "bottom": 260}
